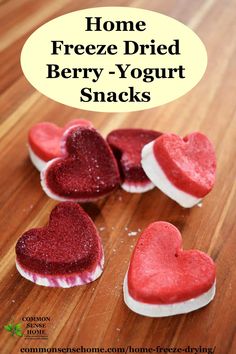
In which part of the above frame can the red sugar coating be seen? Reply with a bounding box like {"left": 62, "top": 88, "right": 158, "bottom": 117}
{"left": 153, "top": 132, "right": 216, "bottom": 198}
{"left": 107, "top": 129, "right": 161, "bottom": 184}
{"left": 15, "top": 202, "right": 103, "bottom": 275}
{"left": 128, "top": 222, "right": 216, "bottom": 304}
{"left": 28, "top": 119, "right": 93, "bottom": 161}
{"left": 44, "top": 127, "right": 121, "bottom": 200}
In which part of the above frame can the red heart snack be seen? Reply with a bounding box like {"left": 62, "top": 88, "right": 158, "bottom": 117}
{"left": 15, "top": 202, "right": 104, "bottom": 287}
{"left": 28, "top": 119, "right": 93, "bottom": 171}
{"left": 141, "top": 132, "right": 216, "bottom": 207}
{"left": 107, "top": 129, "right": 161, "bottom": 193}
{"left": 41, "top": 126, "right": 121, "bottom": 202}
{"left": 124, "top": 221, "right": 216, "bottom": 317}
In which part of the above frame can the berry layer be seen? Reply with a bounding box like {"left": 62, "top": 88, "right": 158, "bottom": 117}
{"left": 107, "top": 129, "right": 161, "bottom": 193}
{"left": 142, "top": 141, "right": 201, "bottom": 207}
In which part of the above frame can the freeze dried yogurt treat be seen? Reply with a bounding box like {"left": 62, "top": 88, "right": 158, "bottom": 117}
{"left": 15, "top": 202, "right": 104, "bottom": 287}
{"left": 107, "top": 129, "right": 161, "bottom": 193}
{"left": 124, "top": 221, "right": 216, "bottom": 317}
{"left": 41, "top": 126, "right": 121, "bottom": 202}
{"left": 28, "top": 119, "right": 93, "bottom": 171}
{"left": 141, "top": 132, "right": 216, "bottom": 207}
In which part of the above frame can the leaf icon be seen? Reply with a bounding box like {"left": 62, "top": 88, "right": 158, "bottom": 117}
{"left": 15, "top": 330, "right": 23, "bottom": 337}
{"left": 4, "top": 322, "right": 23, "bottom": 337}
{"left": 4, "top": 324, "right": 13, "bottom": 332}
{"left": 14, "top": 323, "right": 23, "bottom": 337}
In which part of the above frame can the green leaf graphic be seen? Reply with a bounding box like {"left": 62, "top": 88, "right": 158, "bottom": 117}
{"left": 15, "top": 331, "right": 23, "bottom": 337}
{"left": 15, "top": 323, "right": 22, "bottom": 330}
{"left": 4, "top": 322, "right": 23, "bottom": 337}
{"left": 4, "top": 324, "right": 13, "bottom": 332}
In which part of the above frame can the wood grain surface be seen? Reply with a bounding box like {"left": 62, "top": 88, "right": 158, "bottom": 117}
{"left": 0, "top": 0, "right": 236, "bottom": 353}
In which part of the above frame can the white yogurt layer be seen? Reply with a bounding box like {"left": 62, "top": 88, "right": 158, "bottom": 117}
{"left": 123, "top": 273, "right": 216, "bottom": 317}
{"left": 16, "top": 255, "right": 104, "bottom": 288}
{"left": 28, "top": 145, "right": 47, "bottom": 172}
{"left": 122, "top": 180, "right": 154, "bottom": 193}
{"left": 141, "top": 141, "right": 201, "bottom": 208}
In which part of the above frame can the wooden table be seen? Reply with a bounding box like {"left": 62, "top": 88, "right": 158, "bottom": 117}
{"left": 0, "top": 1, "right": 235, "bottom": 353}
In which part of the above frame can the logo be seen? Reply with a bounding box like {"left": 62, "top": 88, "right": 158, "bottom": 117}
{"left": 4, "top": 316, "right": 51, "bottom": 339}
{"left": 4, "top": 322, "right": 23, "bottom": 337}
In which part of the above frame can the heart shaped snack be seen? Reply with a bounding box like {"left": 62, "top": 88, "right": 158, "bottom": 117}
{"left": 41, "top": 126, "right": 121, "bottom": 202}
{"left": 15, "top": 202, "right": 104, "bottom": 287}
{"left": 141, "top": 132, "right": 216, "bottom": 207}
{"left": 107, "top": 129, "right": 161, "bottom": 193}
{"left": 124, "top": 221, "right": 216, "bottom": 317}
{"left": 28, "top": 119, "right": 93, "bottom": 171}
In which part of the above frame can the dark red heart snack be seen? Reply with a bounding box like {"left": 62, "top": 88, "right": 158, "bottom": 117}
{"left": 124, "top": 221, "right": 216, "bottom": 317}
{"left": 107, "top": 129, "right": 161, "bottom": 193}
{"left": 28, "top": 119, "right": 93, "bottom": 171}
{"left": 41, "top": 126, "right": 121, "bottom": 202}
{"left": 15, "top": 202, "right": 104, "bottom": 287}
